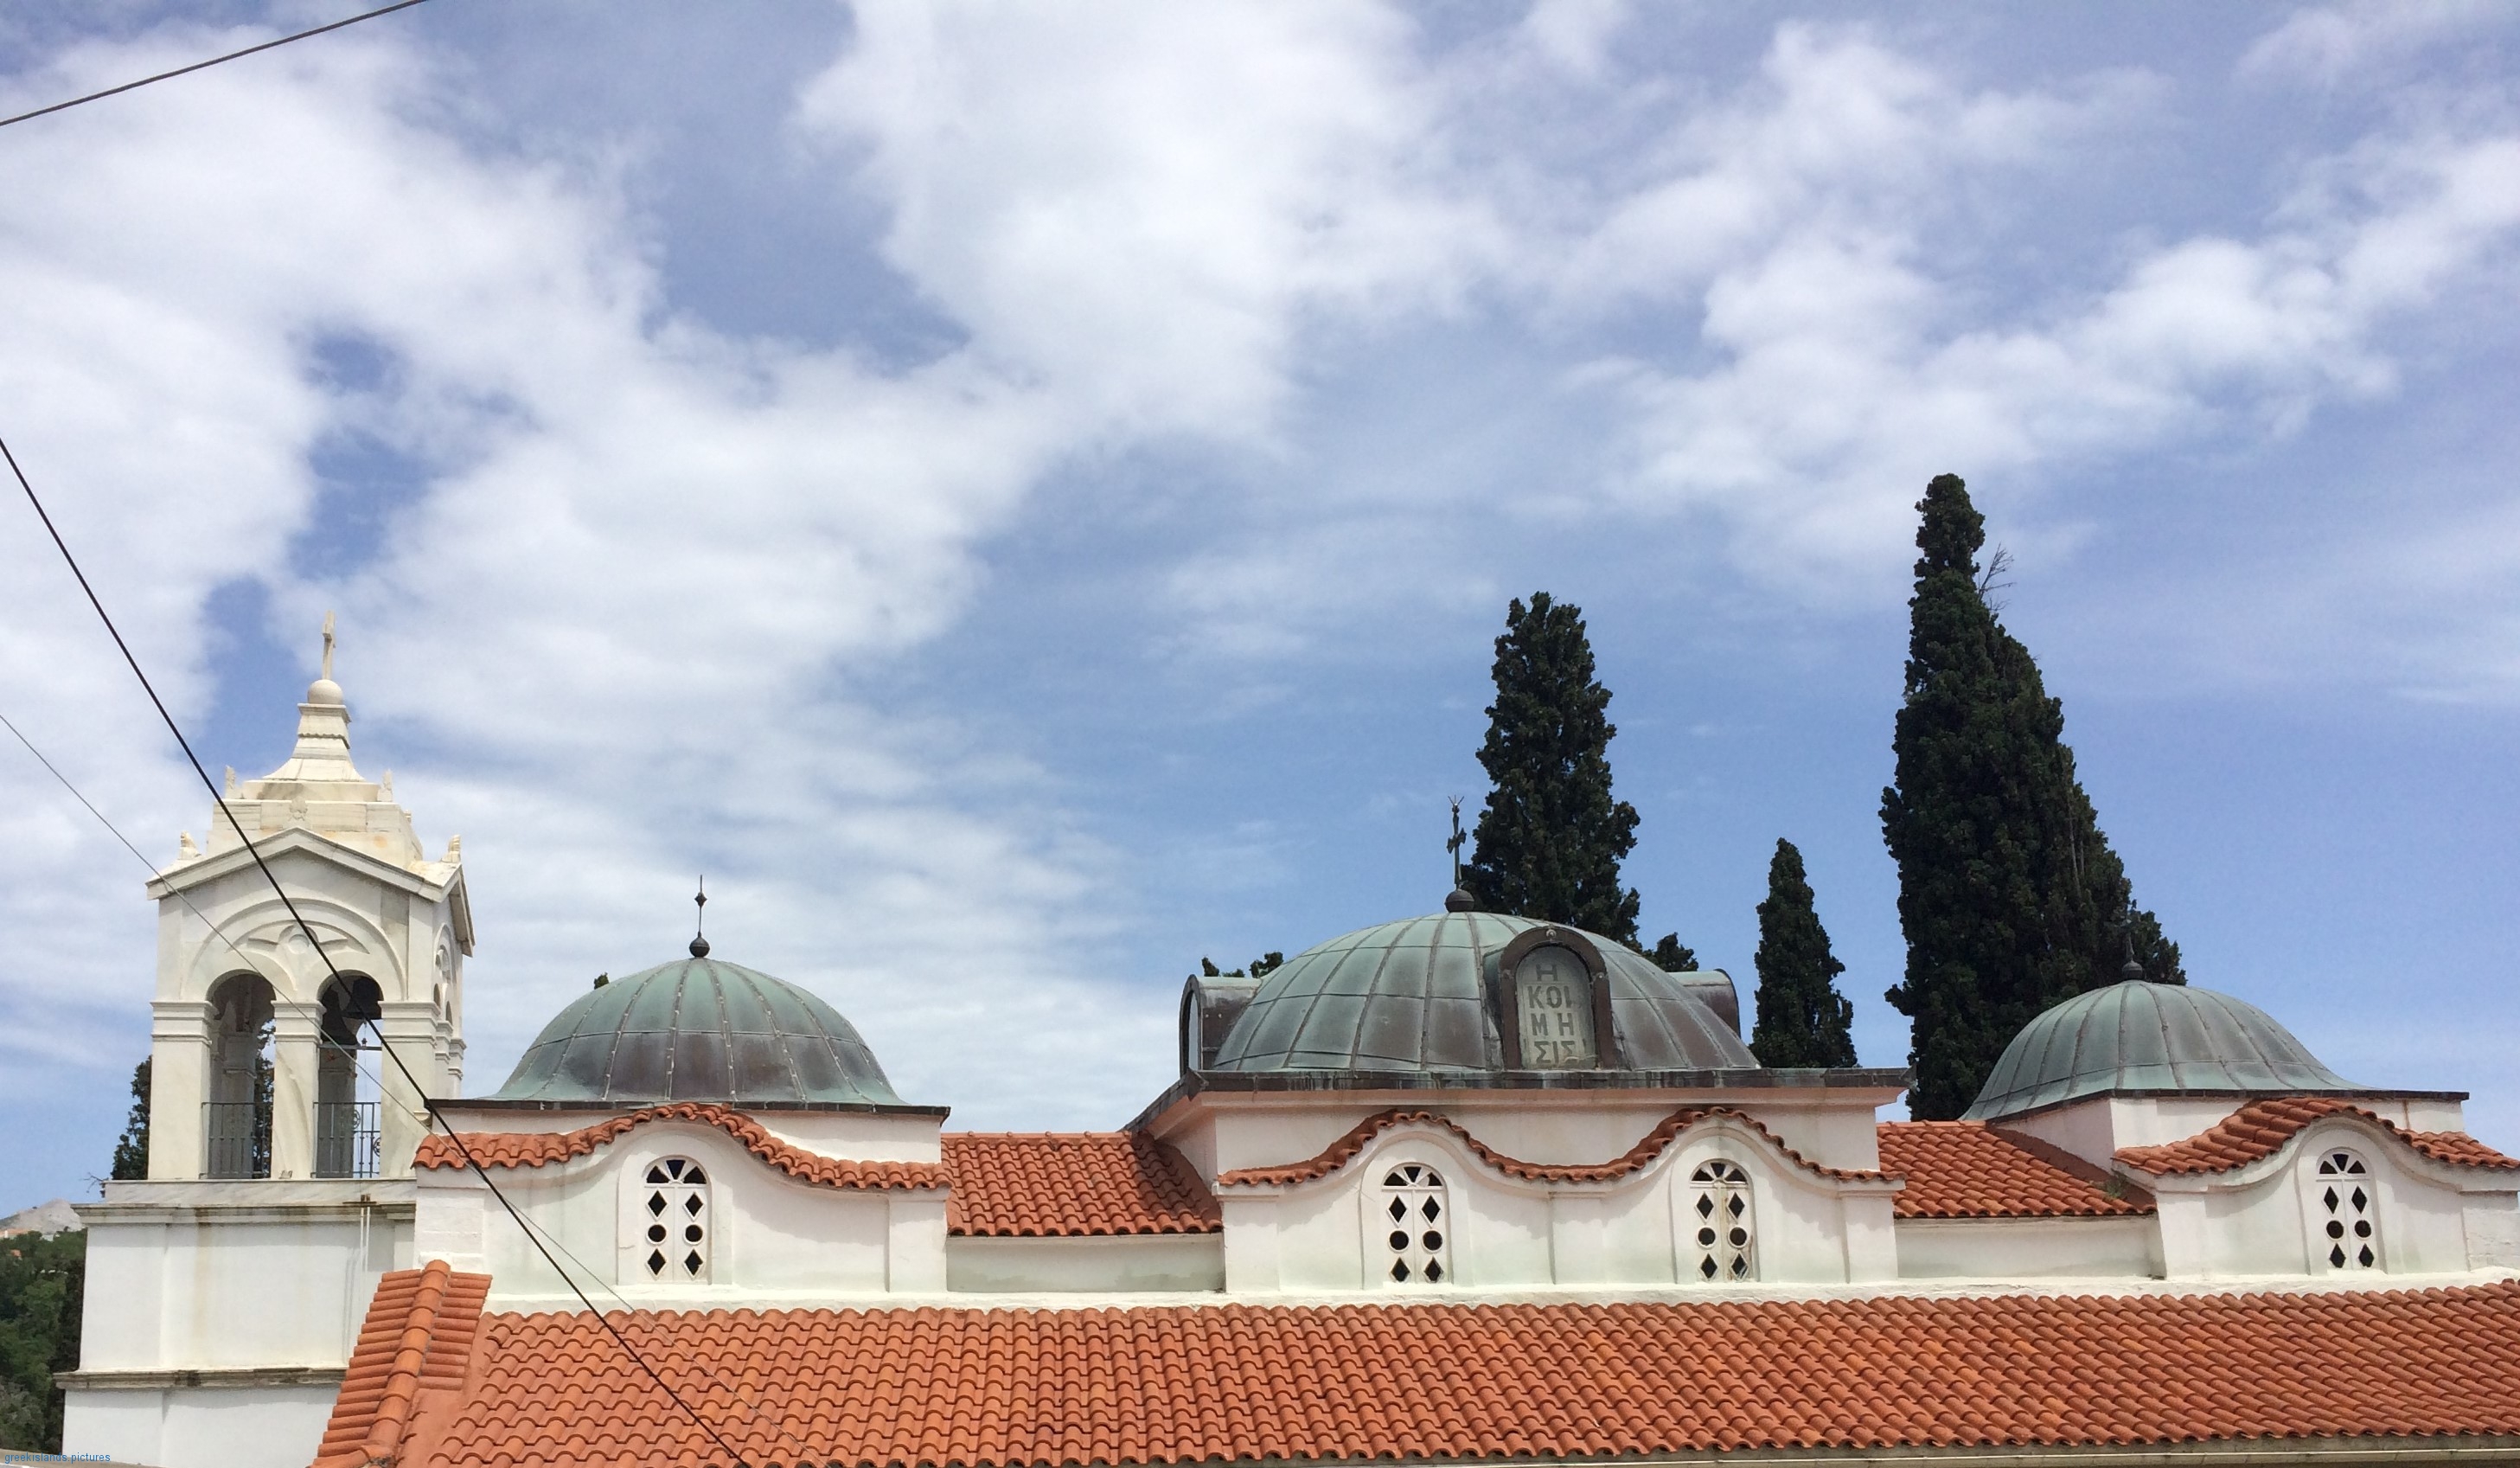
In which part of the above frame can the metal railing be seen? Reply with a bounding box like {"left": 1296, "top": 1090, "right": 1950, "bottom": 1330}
{"left": 315, "top": 1100, "right": 381, "bottom": 1179}
{"left": 201, "top": 1101, "right": 270, "bottom": 1179}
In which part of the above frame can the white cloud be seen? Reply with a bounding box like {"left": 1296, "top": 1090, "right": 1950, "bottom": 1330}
{"left": 797, "top": 0, "right": 1502, "bottom": 439}
{"left": 2240, "top": 0, "right": 2508, "bottom": 88}
{"left": 1579, "top": 30, "right": 2520, "bottom": 600}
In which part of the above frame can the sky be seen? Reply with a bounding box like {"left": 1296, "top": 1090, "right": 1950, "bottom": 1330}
{"left": 0, "top": 1, "right": 2515, "bottom": 1208}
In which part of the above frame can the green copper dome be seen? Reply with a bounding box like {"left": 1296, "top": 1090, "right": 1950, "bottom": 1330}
{"left": 1963, "top": 979, "right": 2362, "bottom": 1121}
{"left": 1211, "top": 910, "right": 1751, "bottom": 1074}
{"left": 491, "top": 953, "right": 904, "bottom": 1108}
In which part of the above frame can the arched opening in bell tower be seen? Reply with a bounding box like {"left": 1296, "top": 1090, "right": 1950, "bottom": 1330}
{"left": 203, "top": 972, "right": 275, "bottom": 1179}
{"left": 316, "top": 974, "right": 385, "bottom": 1179}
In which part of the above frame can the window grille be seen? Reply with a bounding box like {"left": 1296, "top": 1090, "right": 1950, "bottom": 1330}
{"left": 641, "top": 1157, "right": 710, "bottom": 1280}
{"left": 1378, "top": 1164, "right": 1449, "bottom": 1285}
{"left": 1688, "top": 1159, "right": 1754, "bottom": 1282}
{"left": 2310, "top": 1148, "right": 2379, "bottom": 1271}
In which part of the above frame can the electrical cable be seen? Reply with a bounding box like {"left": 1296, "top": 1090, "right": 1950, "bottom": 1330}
{"left": 3, "top": 433, "right": 752, "bottom": 1468}
{"left": 0, "top": 1, "right": 436, "bottom": 132}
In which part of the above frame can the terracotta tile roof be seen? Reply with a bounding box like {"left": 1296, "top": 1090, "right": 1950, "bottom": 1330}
{"left": 943, "top": 1132, "right": 1221, "bottom": 1236}
{"left": 2116, "top": 1096, "right": 2520, "bottom": 1176}
{"left": 1878, "top": 1121, "right": 2152, "bottom": 1218}
{"left": 414, "top": 1102, "right": 950, "bottom": 1190}
{"left": 406, "top": 1283, "right": 2520, "bottom": 1466}
{"left": 314, "top": 1260, "right": 489, "bottom": 1468}
{"left": 1217, "top": 1106, "right": 1882, "bottom": 1189}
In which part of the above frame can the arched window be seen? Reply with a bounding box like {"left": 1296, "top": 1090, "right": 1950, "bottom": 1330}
{"left": 1377, "top": 1164, "right": 1449, "bottom": 1285}
{"left": 2309, "top": 1147, "right": 2380, "bottom": 1271}
{"left": 315, "top": 975, "right": 382, "bottom": 1180}
{"left": 640, "top": 1157, "right": 711, "bottom": 1281}
{"left": 1688, "top": 1159, "right": 1754, "bottom": 1282}
{"left": 203, "top": 973, "right": 275, "bottom": 1179}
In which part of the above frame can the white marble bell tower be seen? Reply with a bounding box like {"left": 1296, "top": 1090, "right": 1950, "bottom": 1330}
{"left": 143, "top": 614, "right": 472, "bottom": 1182}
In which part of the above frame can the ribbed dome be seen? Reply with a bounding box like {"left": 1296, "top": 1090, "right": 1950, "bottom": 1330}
{"left": 1963, "top": 979, "right": 2362, "bottom": 1121}
{"left": 1211, "top": 910, "right": 1751, "bottom": 1074}
{"left": 492, "top": 955, "right": 903, "bottom": 1108}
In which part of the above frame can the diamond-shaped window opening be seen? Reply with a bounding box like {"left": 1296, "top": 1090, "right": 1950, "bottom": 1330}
{"left": 2306, "top": 1146, "right": 2378, "bottom": 1273}
{"left": 1377, "top": 1162, "right": 1449, "bottom": 1289}
{"left": 1687, "top": 1158, "right": 1754, "bottom": 1285}
{"left": 637, "top": 1155, "right": 711, "bottom": 1284}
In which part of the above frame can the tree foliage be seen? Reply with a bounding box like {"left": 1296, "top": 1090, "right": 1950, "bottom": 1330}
{"left": 1191, "top": 954, "right": 1283, "bottom": 981}
{"left": 1648, "top": 933, "right": 1698, "bottom": 972}
{"left": 1882, "top": 474, "right": 2184, "bottom": 1119}
{"left": 1464, "top": 593, "right": 1642, "bottom": 945}
{"left": 0, "top": 1228, "right": 84, "bottom": 1452}
{"left": 1749, "top": 839, "right": 1857, "bottom": 1067}
{"left": 109, "top": 1058, "right": 150, "bottom": 1182}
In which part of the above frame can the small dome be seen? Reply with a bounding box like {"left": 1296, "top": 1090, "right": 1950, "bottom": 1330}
{"left": 1211, "top": 910, "right": 1750, "bottom": 1073}
{"left": 305, "top": 676, "right": 345, "bottom": 706}
{"left": 492, "top": 955, "right": 904, "bottom": 1108}
{"left": 1963, "top": 979, "right": 2363, "bottom": 1121}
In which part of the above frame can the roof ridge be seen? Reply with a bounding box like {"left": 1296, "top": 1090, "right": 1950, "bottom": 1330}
{"left": 416, "top": 1102, "right": 951, "bottom": 1191}
{"left": 2116, "top": 1095, "right": 2520, "bottom": 1176}
{"left": 314, "top": 1260, "right": 490, "bottom": 1468}
{"left": 1217, "top": 1105, "right": 1884, "bottom": 1189}
{"left": 1877, "top": 1120, "right": 2152, "bottom": 1218}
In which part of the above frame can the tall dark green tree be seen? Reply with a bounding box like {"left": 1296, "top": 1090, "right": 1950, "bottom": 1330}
{"left": 1882, "top": 474, "right": 2184, "bottom": 1119}
{"left": 109, "top": 1058, "right": 150, "bottom": 1182}
{"left": 1648, "top": 934, "right": 1698, "bottom": 972}
{"left": 1464, "top": 593, "right": 1641, "bottom": 945}
{"left": 1749, "top": 839, "right": 1858, "bottom": 1067}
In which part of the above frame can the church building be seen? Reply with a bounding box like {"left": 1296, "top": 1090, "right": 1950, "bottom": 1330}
{"left": 60, "top": 662, "right": 2520, "bottom": 1468}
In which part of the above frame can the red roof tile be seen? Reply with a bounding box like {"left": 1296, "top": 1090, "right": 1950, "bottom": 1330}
{"left": 943, "top": 1133, "right": 1221, "bottom": 1236}
{"left": 1218, "top": 1106, "right": 1882, "bottom": 1189}
{"left": 314, "top": 1260, "right": 489, "bottom": 1468}
{"left": 406, "top": 1283, "right": 2520, "bottom": 1467}
{"left": 2117, "top": 1096, "right": 2520, "bottom": 1176}
{"left": 1879, "top": 1121, "right": 2152, "bottom": 1218}
{"left": 415, "top": 1103, "right": 950, "bottom": 1190}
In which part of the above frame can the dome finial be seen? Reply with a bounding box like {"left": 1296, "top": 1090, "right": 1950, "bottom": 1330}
{"left": 689, "top": 875, "right": 710, "bottom": 958}
{"left": 2120, "top": 927, "right": 2143, "bottom": 984}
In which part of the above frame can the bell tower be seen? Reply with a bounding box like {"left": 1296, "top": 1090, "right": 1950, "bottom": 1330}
{"left": 143, "top": 617, "right": 472, "bottom": 1181}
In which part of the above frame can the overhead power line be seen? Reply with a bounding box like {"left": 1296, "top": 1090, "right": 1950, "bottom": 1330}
{"left": 1, "top": 432, "right": 752, "bottom": 1468}
{"left": 0, "top": 0, "right": 436, "bottom": 132}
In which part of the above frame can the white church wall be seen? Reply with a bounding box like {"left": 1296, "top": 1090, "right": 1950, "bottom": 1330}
{"left": 2147, "top": 1122, "right": 2502, "bottom": 1280}
{"left": 946, "top": 1234, "right": 1225, "bottom": 1292}
{"left": 418, "top": 1121, "right": 951, "bottom": 1305}
{"left": 1896, "top": 1216, "right": 2163, "bottom": 1279}
{"left": 1214, "top": 1116, "right": 1891, "bottom": 1294}
{"left": 64, "top": 1381, "right": 340, "bottom": 1468}
{"left": 2465, "top": 1194, "right": 2520, "bottom": 1270}
{"left": 73, "top": 1187, "right": 410, "bottom": 1372}
{"left": 758, "top": 1110, "right": 943, "bottom": 1163}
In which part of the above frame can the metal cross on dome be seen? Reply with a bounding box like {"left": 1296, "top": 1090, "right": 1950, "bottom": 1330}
{"left": 1446, "top": 797, "right": 1467, "bottom": 888}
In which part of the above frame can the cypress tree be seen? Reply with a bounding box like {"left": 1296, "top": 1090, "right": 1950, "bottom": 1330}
{"left": 1464, "top": 593, "right": 1642, "bottom": 944}
{"left": 1749, "top": 839, "right": 1858, "bottom": 1067}
{"left": 1882, "top": 474, "right": 2183, "bottom": 1119}
{"left": 1649, "top": 933, "right": 1698, "bottom": 972}
{"left": 109, "top": 1058, "right": 150, "bottom": 1181}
